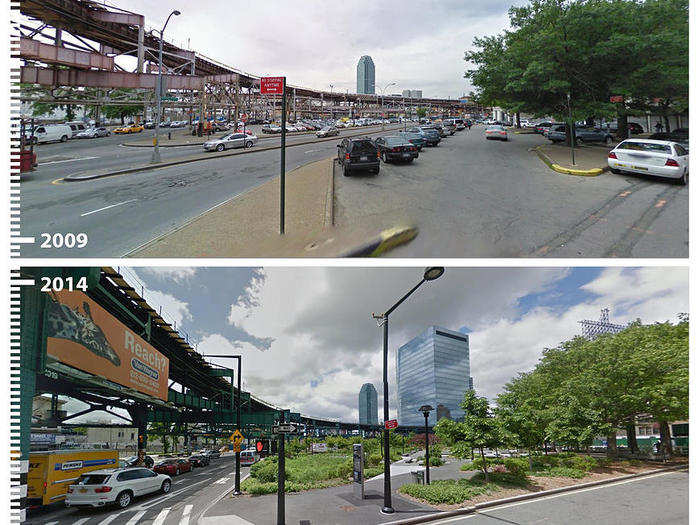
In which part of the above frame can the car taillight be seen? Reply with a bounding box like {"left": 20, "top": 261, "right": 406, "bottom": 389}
{"left": 665, "top": 158, "right": 679, "bottom": 166}
{"left": 499, "top": 131, "right": 506, "bottom": 135}
{"left": 345, "top": 153, "right": 350, "bottom": 160}
{"left": 95, "top": 486, "right": 112, "bottom": 493}
{"left": 392, "top": 147, "right": 400, "bottom": 152}
{"left": 608, "top": 152, "right": 617, "bottom": 159}
{"left": 377, "top": 151, "right": 381, "bottom": 158}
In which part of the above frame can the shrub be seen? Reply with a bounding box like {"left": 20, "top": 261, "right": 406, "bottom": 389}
{"left": 399, "top": 479, "right": 492, "bottom": 505}
{"left": 367, "top": 453, "right": 383, "bottom": 467}
{"left": 531, "top": 455, "right": 561, "bottom": 470}
{"left": 250, "top": 458, "right": 289, "bottom": 483}
{"left": 364, "top": 466, "right": 383, "bottom": 478}
{"left": 545, "top": 466, "right": 586, "bottom": 478}
{"left": 562, "top": 455, "right": 597, "bottom": 472}
{"left": 419, "top": 456, "right": 445, "bottom": 467}
{"left": 471, "top": 469, "right": 529, "bottom": 487}
{"left": 503, "top": 457, "right": 529, "bottom": 476}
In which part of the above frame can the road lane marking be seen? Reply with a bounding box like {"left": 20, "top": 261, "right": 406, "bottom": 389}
{"left": 152, "top": 508, "right": 171, "bottom": 525}
{"left": 97, "top": 514, "right": 120, "bottom": 525}
{"left": 654, "top": 199, "right": 667, "bottom": 208}
{"left": 124, "top": 510, "right": 146, "bottom": 525}
{"left": 619, "top": 190, "right": 632, "bottom": 197}
{"left": 80, "top": 199, "right": 137, "bottom": 217}
{"left": 51, "top": 177, "right": 66, "bottom": 184}
{"left": 71, "top": 518, "right": 90, "bottom": 525}
{"left": 179, "top": 504, "right": 193, "bottom": 525}
{"left": 45, "top": 522, "right": 58, "bottom": 525}
{"left": 213, "top": 477, "right": 229, "bottom": 484}
{"left": 134, "top": 479, "right": 210, "bottom": 510}
{"left": 40, "top": 156, "right": 100, "bottom": 166}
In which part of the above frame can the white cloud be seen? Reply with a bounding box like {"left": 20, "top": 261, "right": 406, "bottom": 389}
{"left": 139, "top": 267, "right": 198, "bottom": 283}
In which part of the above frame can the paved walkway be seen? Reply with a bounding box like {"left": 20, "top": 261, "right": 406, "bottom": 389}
{"left": 201, "top": 458, "right": 473, "bottom": 525}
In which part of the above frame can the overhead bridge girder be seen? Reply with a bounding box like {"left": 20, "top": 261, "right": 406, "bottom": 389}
{"left": 90, "top": 10, "right": 144, "bottom": 26}
{"left": 20, "top": 66, "right": 204, "bottom": 90}
{"left": 20, "top": 37, "right": 114, "bottom": 70}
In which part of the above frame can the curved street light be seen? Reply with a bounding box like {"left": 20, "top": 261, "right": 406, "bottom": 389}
{"left": 151, "top": 9, "right": 181, "bottom": 164}
{"left": 372, "top": 267, "right": 445, "bottom": 514}
{"left": 379, "top": 82, "right": 397, "bottom": 130}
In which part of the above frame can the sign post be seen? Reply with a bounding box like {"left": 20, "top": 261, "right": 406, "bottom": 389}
{"left": 384, "top": 419, "right": 398, "bottom": 430}
{"left": 273, "top": 417, "right": 295, "bottom": 525}
{"left": 353, "top": 443, "right": 364, "bottom": 499}
{"left": 261, "top": 76, "right": 287, "bottom": 234}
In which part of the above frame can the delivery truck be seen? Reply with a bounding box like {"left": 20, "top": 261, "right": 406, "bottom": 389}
{"left": 27, "top": 449, "right": 119, "bottom": 507}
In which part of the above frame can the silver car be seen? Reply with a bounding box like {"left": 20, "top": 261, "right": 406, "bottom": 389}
{"left": 203, "top": 132, "right": 258, "bottom": 152}
{"left": 76, "top": 127, "right": 110, "bottom": 139}
{"left": 317, "top": 126, "right": 339, "bottom": 138}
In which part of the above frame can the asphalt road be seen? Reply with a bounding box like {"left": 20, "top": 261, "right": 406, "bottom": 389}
{"left": 334, "top": 127, "right": 688, "bottom": 257}
{"left": 24, "top": 457, "right": 249, "bottom": 525}
{"left": 428, "top": 469, "right": 688, "bottom": 525}
{"left": 19, "top": 125, "right": 401, "bottom": 257}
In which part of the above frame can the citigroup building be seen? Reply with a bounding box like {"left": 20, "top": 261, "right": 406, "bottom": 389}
{"left": 397, "top": 326, "right": 472, "bottom": 427}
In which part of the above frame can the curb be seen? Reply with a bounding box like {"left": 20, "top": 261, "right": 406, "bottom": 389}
{"left": 533, "top": 146, "right": 607, "bottom": 177}
{"left": 324, "top": 159, "right": 335, "bottom": 229}
{"left": 383, "top": 464, "right": 687, "bottom": 525}
{"left": 120, "top": 129, "right": 321, "bottom": 148}
{"left": 65, "top": 126, "right": 404, "bottom": 182}
{"left": 340, "top": 225, "right": 418, "bottom": 257}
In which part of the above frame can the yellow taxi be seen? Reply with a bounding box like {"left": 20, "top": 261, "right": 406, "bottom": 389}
{"left": 114, "top": 124, "right": 144, "bottom": 134}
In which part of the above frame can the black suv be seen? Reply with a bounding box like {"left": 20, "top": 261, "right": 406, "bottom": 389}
{"left": 337, "top": 138, "right": 380, "bottom": 176}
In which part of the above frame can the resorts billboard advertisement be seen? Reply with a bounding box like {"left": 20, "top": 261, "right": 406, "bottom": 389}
{"left": 45, "top": 290, "right": 169, "bottom": 401}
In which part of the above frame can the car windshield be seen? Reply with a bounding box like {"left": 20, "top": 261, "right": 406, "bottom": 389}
{"left": 349, "top": 140, "right": 376, "bottom": 153}
{"left": 321, "top": 127, "right": 331, "bottom": 131}
{"left": 76, "top": 474, "right": 110, "bottom": 485}
{"left": 384, "top": 137, "right": 406, "bottom": 146}
{"left": 618, "top": 141, "right": 672, "bottom": 153}
{"left": 220, "top": 134, "right": 234, "bottom": 140}
{"left": 487, "top": 126, "right": 505, "bottom": 131}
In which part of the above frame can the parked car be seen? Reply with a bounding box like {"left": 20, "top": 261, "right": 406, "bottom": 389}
{"left": 65, "top": 468, "right": 171, "bottom": 509}
{"left": 66, "top": 121, "right": 87, "bottom": 137}
{"left": 24, "top": 124, "right": 72, "bottom": 144}
{"left": 154, "top": 458, "right": 192, "bottom": 476}
{"left": 143, "top": 121, "right": 155, "bottom": 129}
{"left": 649, "top": 128, "right": 689, "bottom": 145}
{"left": 607, "top": 139, "right": 688, "bottom": 185}
{"left": 337, "top": 137, "right": 380, "bottom": 176}
{"left": 442, "top": 121, "right": 457, "bottom": 135}
{"left": 534, "top": 122, "right": 553, "bottom": 134}
{"left": 121, "top": 455, "right": 155, "bottom": 469}
{"left": 548, "top": 125, "right": 613, "bottom": 145}
{"left": 261, "top": 124, "right": 282, "bottom": 134}
{"left": 395, "top": 131, "right": 426, "bottom": 151}
{"left": 484, "top": 125, "right": 509, "bottom": 141}
{"left": 75, "top": 127, "right": 110, "bottom": 139}
{"left": 201, "top": 449, "right": 221, "bottom": 459}
{"left": 114, "top": 124, "right": 144, "bottom": 134}
{"left": 603, "top": 121, "right": 644, "bottom": 134}
{"left": 316, "top": 126, "right": 339, "bottom": 138}
{"left": 409, "top": 127, "right": 441, "bottom": 146}
{"left": 188, "top": 454, "right": 210, "bottom": 467}
{"left": 374, "top": 136, "right": 419, "bottom": 163}
{"left": 203, "top": 132, "right": 258, "bottom": 152}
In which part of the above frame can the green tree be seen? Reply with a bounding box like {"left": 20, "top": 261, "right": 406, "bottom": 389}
{"left": 459, "top": 391, "right": 504, "bottom": 481}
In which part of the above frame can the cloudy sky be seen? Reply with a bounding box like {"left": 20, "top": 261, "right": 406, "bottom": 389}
{"left": 26, "top": 0, "right": 529, "bottom": 98}
{"left": 67, "top": 265, "right": 685, "bottom": 424}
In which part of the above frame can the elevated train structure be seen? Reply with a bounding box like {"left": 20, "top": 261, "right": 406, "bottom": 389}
{"left": 16, "top": 0, "right": 474, "bottom": 123}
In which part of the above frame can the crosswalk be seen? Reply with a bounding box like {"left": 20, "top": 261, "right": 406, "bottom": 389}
{"left": 40, "top": 505, "right": 200, "bottom": 525}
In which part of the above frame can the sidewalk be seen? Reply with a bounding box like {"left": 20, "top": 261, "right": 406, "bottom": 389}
{"left": 200, "top": 459, "right": 471, "bottom": 525}
{"left": 129, "top": 158, "right": 335, "bottom": 257}
{"left": 535, "top": 143, "right": 613, "bottom": 176}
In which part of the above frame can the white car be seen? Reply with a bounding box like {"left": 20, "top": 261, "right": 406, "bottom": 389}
{"left": 65, "top": 467, "right": 171, "bottom": 509}
{"left": 608, "top": 139, "right": 688, "bottom": 185}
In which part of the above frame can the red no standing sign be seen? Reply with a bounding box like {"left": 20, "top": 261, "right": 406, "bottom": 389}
{"left": 385, "top": 419, "right": 398, "bottom": 430}
{"left": 261, "top": 76, "right": 285, "bottom": 95}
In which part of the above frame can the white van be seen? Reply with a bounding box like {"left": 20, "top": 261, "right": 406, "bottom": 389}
{"left": 240, "top": 450, "right": 259, "bottom": 466}
{"left": 27, "top": 124, "right": 72, "bottom": 144}
{"left": 66, "top": 121, "right": 87, "bottom": 137}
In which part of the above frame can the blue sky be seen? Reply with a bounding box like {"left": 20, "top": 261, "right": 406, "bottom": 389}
{"left": 117, "top": 266, "right": 687, "bottom": 422}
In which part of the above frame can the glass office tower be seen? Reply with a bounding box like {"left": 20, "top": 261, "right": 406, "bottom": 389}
{"left": 397, "top": 326, "right": 472, "bottom": 427}
{"left": 356, "top": 56, "right": 375, "bottom": 94}
{"left": 358, "top": 383, "right": 378, "bottom": 425}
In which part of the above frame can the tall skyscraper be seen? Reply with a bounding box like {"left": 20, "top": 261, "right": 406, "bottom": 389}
{"left": 356, "top": 56, "right": 375, "bottom": 95}
{"left": 397, "top": 326, "right": 472, "bottom": 427}
{"left": 358, "top": 383, "right": 378, "bottom": 425}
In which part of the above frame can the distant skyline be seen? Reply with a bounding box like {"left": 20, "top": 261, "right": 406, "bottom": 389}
{"left": 57, "top": 267, "right": 687, "bottom": 424}
{"left": 18, "top": 0, "right": 531, "bottom": 98}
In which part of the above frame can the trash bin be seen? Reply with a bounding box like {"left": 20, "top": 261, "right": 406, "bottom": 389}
{"left": 410, "top": 470, "right": 425, "bottom": 485}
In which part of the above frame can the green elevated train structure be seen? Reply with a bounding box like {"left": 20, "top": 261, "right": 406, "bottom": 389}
{"left": 16, "top": 267, "right": 424, "bottom": 466}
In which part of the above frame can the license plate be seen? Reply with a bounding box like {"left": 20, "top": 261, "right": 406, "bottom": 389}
{"left": 403, "top": 153, "right": 410, "bottom": 157}
{"left": 80, "top": 489, "right": 87, "bottom": 493}
{"left": 632, "top": 166, "right": 648, "bottom": 171}
{"left": 360, "top": 156, "right": 368, "bottom": 161}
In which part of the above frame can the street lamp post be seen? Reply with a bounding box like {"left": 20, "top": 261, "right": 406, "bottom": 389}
{"left": 419, "top": 405, "right": 433, "bottom": 484}
{"left": 380, "top": 82, "right": 396, "bottom": 131}
{"left": 329, "top": 84, "right": 334, "bottom": 120}
{"left": 566, "top": 92, "right": 575, "bottom": 166}
{"left": 202, "top": 354, "right": 242, "bottom": 495}
{"left": 372, "top": 267, "right": 445, "bottom": 514}
{"left": 151, "top": 9, "right": 180, "bottom": 164}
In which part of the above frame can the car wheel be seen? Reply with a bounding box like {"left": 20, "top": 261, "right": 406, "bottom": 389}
{"left": 381, "top": 152, "right": 387, "bottom": 163}
{"left": 343, "top": 165, "right": 350, "bottom": 177}
{"left": 216, "top": 144, "right": 225, "bottom": 152}
{"left": 679, "top": 170, "right": 688, "bottom": 186}
{"left": 116, "top": 491, "right": 132, "bottom": 508}
{"left": 161, "top": 480, "right": 171, "bottom": 494}
{"left": 610, "top": 168, "right": 622, "bottom": 174}
{"left": 245, "top": 141, "right": 254, "bottom": 148}
{"left": 175, "top": 468, "right": 180, "bottom": 476}
{"left": 60, "top": 135, "right": 68, "bottom": 142}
